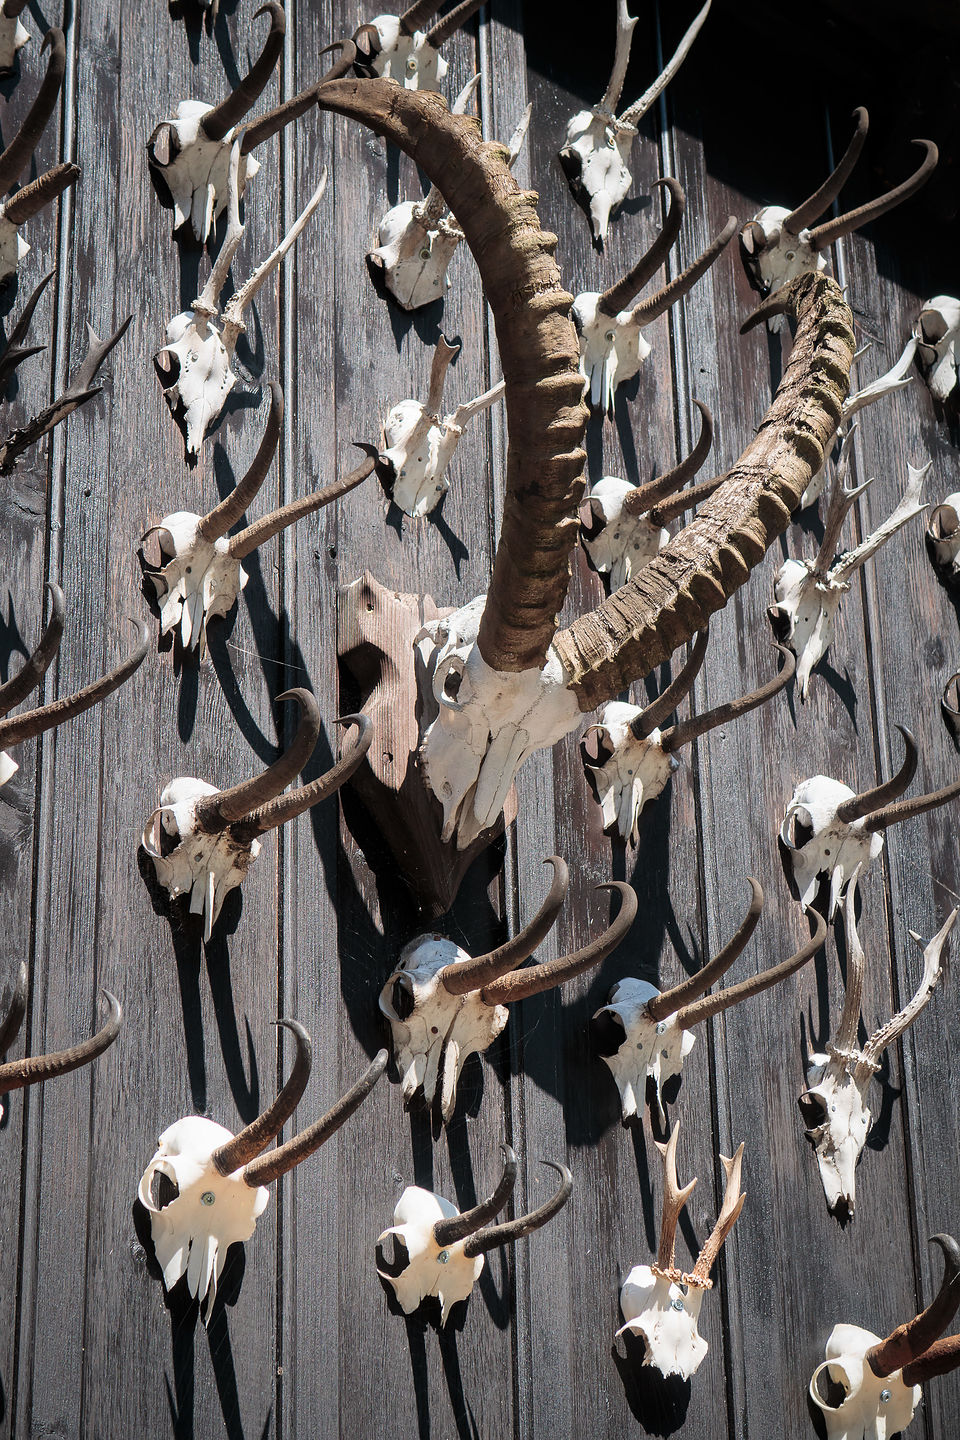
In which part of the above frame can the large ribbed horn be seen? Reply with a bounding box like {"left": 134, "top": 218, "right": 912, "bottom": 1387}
{"left": 227, "top": 450, "right": 375, "bottom": 560}
{"left": 630, "top": 628, "right": 709, "bottom": 740}
{"left": 674, "top": 908, "right": 826, "bottom": 1030}
{"left": 0, "top": 620, "right": 148, "bottom": 749}
{"left": 0, "top": 162, "right": 78, "bottom": 225}
{"left": 242, "top": 1048, "right": 388, "bottom": 1186}
{"left": 236, "top": 712, "right": 373, "bottom": 836}
{"left": 867, "top": 1235, "right": 960, "bottom": 1378}
{"left": 424, "top": 0, "right": 483, "bottom": 47}
{"left": 0, "top": 963, "right": 27, "bottom": 1058}
{"left": 660, "top": 643, "right": 794, "bottom": 753}
{"left": 439, "top": 856, "right": 569, "bottom": 996}
{"left": 461, "top": 1160, "right": 572, "bottom": 1257}
{"left": 622, "top": 400, "right": 713, "bottom": 517}
{"left": 783, "top": 108, "right": 869, "bottom": 235}
{"left": 0, "top": 990, "right": 121, "bottom": 1096}
{"left": 630, "top": 215, "right": 737, "bottom": 328}
{"left": 0, "top": 28, "right": 66, "bottom": 192}
{"left": 200, "top": 3, "right": 285, "bottom": 144}
{"left": 645, "top": 878, "right": 763, "bottom": 1022}
{"left": 432, "top": 1144, "right": 518, "bottom": 1246}
{"left": 480, "top": 881, "right": 637, "bottom": 1005}
{"left": 192, "top": 689, "right": 321, "bottom": 829}
{"left": 834, "top": 725, "right": 918, "bottom": 824}
{"left": 806, "top": 139, "right": 938, "bottom": 251}
{"left": 0, "top": 583, "right": 64, "bottom": 718}
{"left": 197, "top": 382, "right": 283, "bottom": 544}
{"left": 240, "top": 40, "right": 359, "bottom": 154}
{"left": 211, "top": 1020, "right": 312, "bottom": 1176}
{"left": 597, "top": 178, "right": 685, "bottom": 318}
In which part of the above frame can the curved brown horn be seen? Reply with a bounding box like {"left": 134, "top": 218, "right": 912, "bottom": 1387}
{"left": 630, "top": 627, "right": 709, "bottom": 740}
{"left": 0, "top": 619, "right": 149, "bottom": 750}
{"left": 440, "top": 857, "right": 568, "bottom": 995}
{"left": 432, "top": 1144, "right": 518, "bottom": 1246}
{"left": 661, "top": 643, "right": 794, "bottom": 752}
{"left": 238, "top": 711, "right": 372, "bottom": 836}
{"left": 399, "top": 0, "right": 442, "bottom": 34}
{"left": 783, "top": 107, "right": 869, "bottom": 235}
{"left": 867, "top": 1235, "right": 960, "bottom": 1378}
{"left": 227, "top": 450, "right": 375, "bottom": 560}
{"left": 242, "top": 1048, "right": 388, "bottom": 1186}
{"left": 597, "top": 178, "right": 685, "bottom": 318}
{"left": 193, "top": 689, "right": 321, "bottom": 829}
{"left": 807, "top": 139, "right": 938, "bottom": 251}
{"left": 0, "top": 0, "right": 29, "bottom": 18}
{"left": 201, "top": 2, "right": 286, "bottom": 144}
{"left": 630, "top": 215, "right": 737, "bottom": 328}
{"left": 647, "top": 469, "right": 727, "bottom": 528}
{"left": 211, "top": 1020, "right": 312, "bottom": 1176}
{"left": 622, "top": 400, "right": 713, "bottom": 517}
{"left": 461, "top": 1160, "right": 573, "bottom": 1257}
{"left": 424, "top": 0, "right": 483, "bottom": 47}
{"left": 902, "top": 1334, "right": 960, "bottom": 1385}
{"left": 0, "top": 990, "right": 120, "bottom": 1096}
{"left": 0, "top": 963, "right": 27, "bottom": 1058}
{"left": 480, "top": 881, "right": 637, "bottom": 1005}
{"left": 863, "top": 774, "right": 960, "bottom": 833}
{"left": 646, "top": 877, "right": 763, "bottom": 1022}
{"left": 0, "top": 29, "right": 66, "bottom": 193}
{"left": 834, "top": 725, "right": 918, "bottom": 824}
{"left": 240, "top": 40, "right": 358, "bottom": 154}
{"left": 0, "top": 162, "right": 78, "bottom": 225}
{"left": 675, "top": 907, "right": 826, "bottom": 1029}
{"left": 197, "top": 382, "right": 283, "bottom": 543}
{"left": 0, "top": 583, "right": 64, "bottom": 719}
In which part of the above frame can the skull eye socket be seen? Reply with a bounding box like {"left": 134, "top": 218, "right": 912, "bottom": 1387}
{"left": 151, "top": 1170, "right": 181, "bottom": 1210}
{"left": 767, "top": 604, "right": 792, "bottom": 644}
{"left": 376, "top": 1234, "right": 411, "bottom": 1277}
{"left": 392, "top": 976, "right": 416, "bottom": 1022}
{"left": 591, "top": 1009, "right": 627, "bottom": 1057}
{"left": 442, "top": 666, "right": 463, "bottom": 703}
{"left": 154, "top": 350, "right": 181, "bottom": 388}
{"left": 798, "top": 1090, "right": 828, "bottom": 1130}
{"left": 921, "top": 310, "right": 950, "bottom": 344}
{"left": 787, "top": 813, "right": 814, "bottom": 851}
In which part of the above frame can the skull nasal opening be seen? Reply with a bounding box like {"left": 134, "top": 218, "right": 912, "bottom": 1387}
{"left": 591, "top": 1008, "right": 626, "bottom": 1057}
{"left": 392, "top": 975, "right": 416, "bottom": 1021}
{"left": 798, "top": 1090, "right": 828, "bottom": 1130}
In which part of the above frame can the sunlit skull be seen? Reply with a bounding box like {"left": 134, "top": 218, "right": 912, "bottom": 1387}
{"left": 367, "top": 15, "right": 447, "bottom": 89}
{"left": 810, "top": 1324, "right": 919, "bottom": 1440}
{"left": 617, "top": 1265, "right": 708, "bottom": 1379}
{"left": 379, "top": 400, "right": 465, "bottom": 517}
{"left": 147, "top": 102, "right": 260, "bottom": 242}
{"left": 800, "top": 1055, "right": 873, "bottom": 1218}
{"left": 155, "top": 309, "right": 233, "bottom": 459}
{"left": 560, "top": 111, "right": 635, "bottom": 246}
{"left": 581, "top": 707, "right": 677, "bottom": 844}
{"left": 376, "top": 1186, "right": 483, "bottom": 1323}
{"left": 741, "top": 205, "right": 824, "bottom": 305}
{"left": 0, "top": 11, "right": 29, "bottom": 72}
{"left": 914, "top": 295, "right": 960, "bottom": 403}
{"left": 143, "top": 512, "right": 246, "bottom": 656}
{"left": 580, "top": 477, "right": 667, "bottom": 588}
{"left": 594, "top": 978, "right": 694, "bottom": 1121}
{"left": 0, "top": 212, "right": 29, "bottom": 283}
{"left": 368, "top": 200, "right": 462, "bottom": 310}
{"left": 779, "top": 777, "right": 883, "bottom": 916}
{"left": 927, "top": 492, "right": 960, "bottom": 580}
{"left": 572, "top": 291, "right": 650, "bottom": 416}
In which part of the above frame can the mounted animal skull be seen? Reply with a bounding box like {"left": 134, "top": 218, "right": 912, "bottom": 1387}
{"left": 142, "top": 691, "right": 371, "bottom": 941}
{"left": 353, "top": 1, "right": 482, "bottom": 91}
{"left": 0, "top": 0, "right": 29, "bottom": 73}
{"left": 573, "top": 178, "right": 736, "bottom": 415}
{"left": 800, "top": 882, "right": 955, "bottom": 1221}
{"left": 913, "top": 295, "right": 960, "bottom": 403}
{"left": 0, "top": 963, "right": 120, "bottom": 1120}
{"left": 139, "top": 1020, "right": 386, "bottom": 1320}
{"left": 0, "top": 584, "right": 148, "bottom": 788}
{"left": 926, "top": 491, "right": 960, "bottom": 588}
{"left": 379, "top": 859, "right": 636, "bottom": 1120}
{"left": 375, "top": 1143, "right": 571, "bottom": 1324}
{"left": 617, "top": 1123, "right": 744, "bottom": 1379}
{"left": 375, "top": 337, "right": 504, "bottom": 517}
{"left": 581, "top": 631, "right": 794, "bottom": 844}
{"left": 810, "top": 1233, "right": 960, "bottom": 1438}
{"left": 559, "top": 0, "right": 711, "bottom": 244}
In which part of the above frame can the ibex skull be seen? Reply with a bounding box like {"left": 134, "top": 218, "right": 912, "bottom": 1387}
{"left": 914, "top": 295, "right": 960, "bottom": 403}
{"left": 356, "top": 3, "right": 481, "bottom": 91}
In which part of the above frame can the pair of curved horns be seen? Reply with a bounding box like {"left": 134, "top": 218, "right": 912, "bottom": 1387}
{"left": 867, "top": 1234, "right": 960, "bottom": 1383}
{"left": 835, "top": 725, "right": 960, "bottom": 832}
{"left": 0, "top": 29, "right": 67, "bottom": 194}
{"left": 0, "top": 964, "right": 121, "bottom": 1097}
{"left": 397, "top": 0, "right": 482, "bottom": 45}
{"left": 620, "top": 400, "right": 715, "bottom": 522}
{"left": 430, "top": 1143, "right": 573, "bottom": 1258}
{"left": 200, "top": 3, "right": 285, "bottom": 144}
{"left": 239, "top": 38, "right": 359, "bottom": 155}
{"left": 655, "top": 1122, "right": 745, "bottom": 1283}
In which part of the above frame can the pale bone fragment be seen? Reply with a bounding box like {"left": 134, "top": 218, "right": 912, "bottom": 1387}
{"left": 0, "top": 0, "right": 29, "bottom": 73}
{"left": 355, "top": 2, "right": 483, "bottom": 92}
{"left": 0, "top": 966, "right": 120, "bottom": 1119}
{"left": 913, "top": 295, "right": 960, "bottom": 403}
{"left": 926, "top": 489, "right": 960, "bottom": 586}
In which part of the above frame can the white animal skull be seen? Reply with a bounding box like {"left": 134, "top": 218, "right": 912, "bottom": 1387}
{"left": 779, "top": 776, "right": 884, "bottom": 917}
{"left": 365, "top": 14, "right": 447, "bottom": 89}
{"left": 144, "top": 514, "right": 247, "bottom": 656}
{"left": 0, "top": 2, "right": 29, "bottom": 72}
{"left": 580, "top": 479, "right": 667, "bottom": 587}
{"left": 926, "top": 491, "right": 960, "bottom": 580}
{"left": 597, "top": 979, "right": 693, "bottom": 1121}
{"left": 369, "top": 200, "right": 463, "bottom": 310}
{"left": 914, "top": 295, "right": 960, "bottom": 402}
{"left": 148, "top": 101, "right": 261, "bottom": 242}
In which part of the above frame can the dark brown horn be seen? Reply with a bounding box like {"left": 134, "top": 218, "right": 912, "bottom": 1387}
{"left": 867, "top": 1235, "right": 960, "bottom": 1378}
{"left": 863, "top": 775, "right": 960, "bottom": 833}
{"left": 211, "top": 1020, "right": 312, "bottom": 1176}
{"left": 227, "top": 450, "right": 375, "bottom": 560}
{"left": 834, "top": 725, "right": 918, "bottom": 824}
{"left": 193, "top": 689, "right": 321, "bottom": 829}
{"left": 0, "top": 962, "right": 27, "bottom": 1058}
{"left": 0, "top": 0, "right": 29, "bottom": 18}
{"left": 661, "top": 643, "right": 794, "bottom": 752}
{"left": 674, "top": 907, "right": 826, "bottom": 1029}
{"left": 0, "top": 29, "right": 66, "bottom": 192}
{"left": 439, "top": 856, "right": 569, "bottom": 996}
{"left": 597, "top": 178, "right": 686, "bottom": 319}
{"left": 197, "top": 382, "right": 283, "bottom": 543}
{"left": 647, "top": 469, "right": 728, "bottom": 528}
{"left": 399, "top": 0, "right": 442, "bottom": 35}
{"left": 645, "top": 877, "right": 764, "bottom": 1022}
{"left": 622, "top": 400, "right": 713, "bottom": 517}
{"left": 461, "top": 1160, "right": 572, "bottom": 1257}
{"left": 240, "top": 40, "right": 358, "bottom": 154}
{"left": 424, "top": 0, "right": 483, "bottom": 47}
{"left": 807, "top": 139, "right": 938, "bottom": 251}
{"left": 237, "top": 712, "right": 372, "bottom": 835}
{"left": 630, "top": 216, "right": 737, "bottom": 328}
{"left": 0, "top": 162, "right": 78, "bottom": 225}
{"left": 432, "top": 1144, "right": 518, "bottom": 1246}
{"left": 201, "top": 3, "right": 286, "bottom": 144}
{"left": 630, "top": 628, "right": 709, "bottom": 740}
{"left": 902, "top": 1334, "right": 960, "bottom": 1385}
{"left": 783, "top": 107, "right": 869, "bottom": 235}
{"left": 0, "top": 990, "right": 120, "bottom": 1096}
{"left": 241, "top": 1049, "right": 388, "bottom": 1186}
{"left": 0, "top": 583, "right": 64, "bottom": 718}
{"left": 480, "top": 881, "right": 637, "bottom": 1005}
{"left": 0, "top": 619, "right": 149, "bottom": 750}
{"left": 0, "top": 268, "right": 55, "bottom": 389}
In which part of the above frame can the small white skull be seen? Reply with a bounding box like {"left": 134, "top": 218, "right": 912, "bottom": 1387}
{"left": 810, "top": 1323, "right": 919, "bottom": 1440}
{"left": 594, "top": 978, "right": 694, "bottom": 1122}
{"left": 379, "top": 400, "right": 464, "bottom": 518}
{"left": 376, "top": 1186, "right": 483, "bottom": 1323}
{"left": 927, "top": 492, "right": 960, "bottom": 577}
{"left": 741, "top": 205, "right": 824, "bottom": 305}
{"left": 581, "top": 706, "right": 677, "bottom": 844}
{"left": 155, "top": 308, "right": 234, "bottom": 460}
{"left": 580, "top": 477, "right": 667, "bottom": 589}
{"left": 800, "top": 1047, "right": 874, "bottom": 1219}
{"left": 143, "top": 512, "right": 246, "bottom": 656}
{"left": 617, "top": 1265, "right": 708, "bottom": 1379}
{"left": 560, "top": 110, "right": 636, "bottom": 246}
{"left": 779, "top": 777, "right": 883, "bottom": 916}
{"left": 147, "top": 102, "right": 260, "bottom": 242}
{"left": 0, "top": 211, "right": 30, "bottom": 284}
{"left": 369, "top": 200, "right": 462, "bottom": 310}
{"left": 367, "top": 15, "right": 447, "bottom": 90}
{"left": 572, "top": 291, "right": 651, "bottom": 416}
{"left": 914, "top": 295, "right": 960, "bottom": 403}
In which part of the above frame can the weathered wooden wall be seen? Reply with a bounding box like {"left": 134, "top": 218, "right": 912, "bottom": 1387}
{"left": 0, "top": 1, "right": 958, "bottom": 1435}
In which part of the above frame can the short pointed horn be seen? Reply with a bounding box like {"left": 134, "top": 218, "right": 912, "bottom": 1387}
{"left": 240, "top": 40, "right": 359, "bottom": 154}
{"left": 432, "top": 1143, "right": 518, "bottom": 1246}
{"left": 0, "top": 583, "right": 64, "bottom": 718}
{"left": 646, "top": 877, "right": 763, "bottom": 1022}
{"left": 462, "top": 1160, "right": 573, "bottom": 1257}
{"left": 201, "top": 3, "right": 286, "bottom": 143}
{"left": 424, "top": 0, "right": 483, "bottom": 47}
{"left": 630, "top": 215, "right": 737, "bottom": 328}
{"left": 867, "top": 1235, "right": 960, "bottom": 1378}
{"left": 0, "top": 268, "right": 55, "bottom": 390}
{"left": 440, "top": 856, "right": 569, "bottom": 996}
{"left": 0, "top": 990, "right": 121, "bottom": 1096}
{"left": 211, "top": 1020, "right": 312, "bottom": 1176}
{"left": 0, "top": 962, "right": 27, "bottom": 1057}
{"left": 630, "top": 627, "right": 709, "bottom": 739}
{"left": 227, "top": 450, "right": 375, "bottom": 560}
{"left": 783, "top": 108, "right": 869, "bottom": 235}
{"left": 675, "top": 908, "right": 826, "bottom": 1029}
{"left": 241, "top": 1049, "right": 388, "bottom": 1187}
{"left": 197, "top": 382, "right": 283, "bottom": 543}
{"left": 597, "top": 178, "right": 685, "bottom": 318}
{"left": 835, "top": 725, "right": 918, "bottom": 824}
{"left": 0, "top": 28, "right": 66, "bottom": 193}
{"left": 807, "top": 139, "right": 938, "bottom": 252}
{"left": 192, "top": 689, "right": 321, "bottom": 829}
{"left": 622, "top": 400, "right": 713, "bottom": 516}
{"left": 661, "top": 643, "right": 795, "bottom": 753}
{"left": 0, "top": 162, "right": 78, "bottom": 225}
{"left": 238, "top": 711, "right": 373, "bottom": 835}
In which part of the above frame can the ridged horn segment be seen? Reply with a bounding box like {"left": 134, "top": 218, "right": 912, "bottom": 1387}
{"left": 807, "top": 139, "right": 938, "bottom": 251}
{"left": 239, "top": 712, "right": 372, "bottom": 835}
{"left": 0, "top": 28, "right": 66, "bottom": 192}
{"left": 399, "top": 0, "right": 442, "bottom": 35}
{"left": 630, "top": 215, "right": 737, "bottom": 328}
{"left": 646, "top": 877, "right": 764, "bottom": 1022}
{"left": 868, "top": 1235, "right": 960, "bottom": 1378}
{"left": 462, "top": 1160, "right": 573, "bottom": 1257}
{"left": 198, "top": 381, "right": 283, "bottom": 542}
{"left": 193, "top": 689, "right": 321, "bottom": 829}
{"left": 835, "top": 725, "right": 918, "bottom": 824}
{"left": 0, "top": 990, "right": 121, "bottom": 1096}
{"left": 631, "top": 628, "right": 709, "bottom": 740}
{"left": 439, "top": 856, "right": 569, "bottom": 996}
{"left": 211, "top": 1020, "right": 312, "bottom": 1176}
{"left": 425, "top": 0, "right": 483, "bottom": 46}
{"left": 1, "top": 163, "right": 79, "bottom": 224}
{"left": 660, "top": 643, "right": 795, "bottom": 753}
{"left": 432, "top": 1144, "right": 518, "bottom": 1246}
{"left": 201, "top": 2, "right": 286, "bottom": 143}
{"left": 0, "top": 583, "right": 64, "bottom": 718}
{"left": 623, "top": 400, "right": 713, "bottom": 518}
{"left": 240, "top": 41, "right": 359, "bottom": 154}
{"left": 783, "top": 107, "right": 869, "bottom": 235}
{"left": 0, "top": 962, "right": 27, "bottom": 1057}
{"left": 597, "top": 178, "right": 685, "bottom": 318}
{"left": 675, "top": 907, "right": 825, "bottom": 1030}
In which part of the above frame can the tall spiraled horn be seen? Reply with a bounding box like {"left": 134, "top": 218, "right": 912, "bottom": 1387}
{"left": 621, "top": 400, "right": 713, "bottom": 517}
{"left": 211, "top": 1021, "right": 312, "bottom": 1176}
{"left": 461, "top": 1161, "right": 573, "bottom": 1257}
{"left": 597, "top": 178, "right": 685, "bottom": 318}
{"left": 200, "top": 3, "right": 285, "bottom": 144}
{"left": 0, "top": 163, "right": 78, "bottom": 224}
{"left": 782, "top": 108, "right": 869, "bottom": 235}
{"left": 240, "top": 40, "right": 359, "bottom": 154}
{"left": 834, "top": 725, "right": 918, "bottom": 824}
{"left": 806, "top": 139, "right": 938, "bottom": 252}
{"left": 0, "top": 990, "right": 121, "bottom": 1096}
{"left": 235, "top": 712, "right": 373, "bottom": 837}
{"left": 432, "top": 1144, "right": 518, "bottom": 1246}
{"left": 0, "top": 962, "right": 27, "bottom": 1058}
{"left": 196, "top": 382, "right": 283, "bottom": 544}
{"left": 645, "top": 878, "right": 764, "bottom": 1023}
{"left": 674, "top": 909, "right": 826, "bottom": 1030}
{"left": 439, "top": 856, "right": 569, "bottom": 996}
{"left": 629, "top": 216, "right": 737, "bottom": 328}
{"left": 867, "top": 1235, "right": 960, "bottom": 1377}
{"left": 629, "top": 628, "right": 709, "bottom": 740}
{"left": 0, "top": 583, "right": 64, "bottom": 718}
{"left": 424, "top": 0, "right": 483, "bottom": 48}
{"left": 660, "top": 644, "right": 795, "bottom": 753}
{"left": 0, "top": 28, "right": 66, "bottom": 192}
{"left": 192, "top": 689, "right": 321, "bottom": 829}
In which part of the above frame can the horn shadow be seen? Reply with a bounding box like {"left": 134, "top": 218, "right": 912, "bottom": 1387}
{"left": 136, "top": 847, "right": 208, "bottom": 1112}
{"left": 203, "top": 930, "right": 261, "bottom": 1122}
{"left": 612, "top": 1328, "right": 692, "bottom": 1435}
{"left": 437, "top": 1324, "right": 484, "bottom": 1440}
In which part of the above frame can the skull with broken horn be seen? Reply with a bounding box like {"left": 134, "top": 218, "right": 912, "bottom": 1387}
{"left": 0, "top": 963, "right": 120, "bottom": 1120}
{"left": 354, "top": 2, "right": 482, "bottom": 91}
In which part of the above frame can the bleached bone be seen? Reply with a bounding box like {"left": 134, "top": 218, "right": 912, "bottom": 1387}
{"left": 573, "top": 179, "right": 736, "bottom": 414}
{"left": 811, "top": 1235, "right": 960, "bottom": 1440}
{"left": 595, "top": 883, "right": 825, "bottom": 1122}
{"left": 913, "top": 295, "right": 960, "bottom": 403}
{"left": 354, "top": 1, "right": 482, "bottom": 92}
{"left": 376, "top": 1143, "right": 571, "bottom": 1324}
{"left": 800, "top": 886, "right": 955, "bottom": 1222}
{"left": 0, "top": 966, "right": 120, "bottom": 1120}
{"left": 581, "top": 633, "right": 793, "bottom": 844}
{"left": 0, "top": 584, "right": 148, "bottom": 787}
{"left": 926, "top": 491, "right": 960, "bottom": 587}
{"left": 770, "top": 447, "right": 928, "bottom": 699}
{"left": 617, "top": 1123, "right": 744, "bottom": 1379}
{"left": 140, "top": 1022, "right": 385, "bottom": 1320}
{"left": 559, "top": 0, "right": 711, "bottom": 244}
{"left": 379, "top": 859, "right": 635, "bottom": 1120}
{"left": 376, "top": 336, "right": 504, "bottom": 516}
{"left": 0, "top": 0, "right": 29, "bottom": 73}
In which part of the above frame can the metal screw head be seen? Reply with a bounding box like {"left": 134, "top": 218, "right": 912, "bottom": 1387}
{"left": 419, "top": 247, "right": 431, "bottom": 260}
{"left": 656, "top": 1022, "right": 667, "bottom": 1035}
{"left": 670, "top": 1297, "right": 684, "bottom": 1312}
{"left": 200, "top": 1191, "right": 216, "bottom": 1206}
{"left": 436, "top": 1250, "right": 449, "bottom": 1264}
{"left": 879, "top": 1390, "right": 891, "bottom": 1404}
{"left": 406, "top": 55, "right": 418, "bottom": 73}
{"left": 604, "top": 330, "right": 616, "bottom": 343}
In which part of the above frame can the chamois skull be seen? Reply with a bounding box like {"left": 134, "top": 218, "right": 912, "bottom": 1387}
{"left": 354, "top": 1, "right": 482, "bottom": 91}
{"left": 139, "top": 1021, "right": 386, "bottom": 1320}
{"left": 913, "top": 295, "right": 960, "bottom": 403}
{"left": 810, "top": 1234, "right": 960, "bottom": 1438}
{"left": 0, "top": 964, "right": 121, "bottom": 1120}
{"left": 0, "top": 0, "right": 29, "bottom": 73}
{"left": 375, "top": 1143, "right": 571, "bottom": 1324}
{"left": 379, "top": 859, "right": 636, "bottom": 1120}
{"left": 0, "top": 584, "right": 148, "bottom": 787}
{"left": 142, "top": 692, "right": 371, "bottom": 940}
{"left": 617, "top": 1123, "right": 744, "bottom": 1379}
{"left": 559, "top": 0, "right": 711, "bottom": 244}
{"left": 927, "top": 491, "right": 960, "bottom": 588}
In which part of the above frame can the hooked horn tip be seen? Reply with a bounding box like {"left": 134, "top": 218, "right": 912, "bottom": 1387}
{"left": 744, "top": 876, "right": 764, "bottom": 914}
